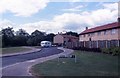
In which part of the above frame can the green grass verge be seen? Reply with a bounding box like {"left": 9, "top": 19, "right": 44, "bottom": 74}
{"left": 2, "top": 47, "right": 32, "bottom": 54}
{"left": 31, "top": 50, "right": 119, "bottom": 76}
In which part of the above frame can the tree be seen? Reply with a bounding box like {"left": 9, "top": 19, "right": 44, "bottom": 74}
{"left": 2, "top": 27, "right": 14, "bottom": 47}
{"left": 27, "top": 30, "right": 46, "bottom": 46}
{"left": 27, "top": 37, "right": 33, "bottom": 46}
{"left": 13, "top": 29, "right": 29, "bottom": 46}
{"left": 13, "top": 35, "right": 28, "bottom": 46}
{"left": 15, "top": 29, "right": 29, "bottom": 37}
{"left": 45, "top": 33, "right": 55, "bottom": 42}
{"left": 2, "top": 27, "right": 14, "bottom": 37}
{"left": 64, "top": 31, "right": 79, "bottom": 37}
{"left": 31, "top": 30, "right": 45, "bottom": 37}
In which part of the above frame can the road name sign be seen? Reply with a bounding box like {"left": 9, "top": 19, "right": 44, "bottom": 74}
{"left": 58, "top": 54, "right": 77, "bottom": 63}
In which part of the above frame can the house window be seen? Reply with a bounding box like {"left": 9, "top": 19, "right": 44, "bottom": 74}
{"left": 63, "top": 41, "right": 66, "bottom": 46}
{"left": 91, "top": 33, "right": 94, "bottom": 36}
{"left": 105, "top": 30, "right": 109, "bottom": 35}
{"left": 68, "top": 39, "right": 72, "bottom": 42}
{"left": 83, "top": 34, "right": 85, "bottom": 37}
{"left": 104, "top": 30, "right": 107, "bottom": 35}
{"left": 97, "top": 31, "right": 101, "bottom": 35}
{"left": 89, "top": 38, "right": 91, "bottom": 41}
{"left": 111, "top": 29, "right": 117, "bottom": 34}
{"left": 88, "top": 34, "right": 90, "bottom": 37}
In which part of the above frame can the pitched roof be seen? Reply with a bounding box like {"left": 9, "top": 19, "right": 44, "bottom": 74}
{"left": 80, "top": 22, "right": 120, "bottom": 35}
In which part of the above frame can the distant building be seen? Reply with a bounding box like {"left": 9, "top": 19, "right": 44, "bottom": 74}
{"left": 54, "top": 34, "right": 79, "bottom": 48}
{"left": 79, "top": 18, "right": 120, "bottom": 48}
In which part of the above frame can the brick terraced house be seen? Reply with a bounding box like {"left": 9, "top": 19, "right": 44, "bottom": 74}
{"left": 54, "top": 34, "right": 79, "bottom": 48}
{"left": 79, "top": 18, "right": 120, "bottom": 48}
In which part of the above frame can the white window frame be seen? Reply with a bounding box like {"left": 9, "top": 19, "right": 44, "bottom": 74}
{"left": 111, "top": 29, "right": 117, "bottom": 35}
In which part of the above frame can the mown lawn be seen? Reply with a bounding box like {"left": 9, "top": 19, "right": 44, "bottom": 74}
{"left": 2, "top": 47, "right": 32, "bottom": 54}
{"left": 31, "top": 50, "right": 119, "bottom": 76}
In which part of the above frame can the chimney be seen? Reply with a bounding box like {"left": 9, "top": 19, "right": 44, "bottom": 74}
{"left": 118, "top": 18, "right": 120, "bottom": 22}
{"left": 86, "top": 27, "right": 88, "bottom": 30}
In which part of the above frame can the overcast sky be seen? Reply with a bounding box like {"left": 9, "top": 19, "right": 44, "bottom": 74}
{"left": 0, "top": 0, "right": 119, "bottom": 34}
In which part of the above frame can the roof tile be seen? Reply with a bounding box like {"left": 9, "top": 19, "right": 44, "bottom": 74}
{"left": 80, "top": 22, "right": 120, "bottom": 35}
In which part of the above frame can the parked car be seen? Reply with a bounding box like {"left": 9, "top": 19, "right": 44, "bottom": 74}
{"left": 40, "top": 41, "right": 51, "bottom": 47}
{"left": 52, "top": 44, "right": 57, "bottom": 47}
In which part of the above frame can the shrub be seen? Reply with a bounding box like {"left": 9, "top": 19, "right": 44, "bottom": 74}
{"left": 73, "top": 47, "right": 120, "bottom": 56}
{"left": 101, "top": 47, "right": 120, "bottom": 56}
{"left": 101, "top": 48, "right": 110, "bottom": 54}
{"left": 91, "top": 48, "right": 101, "bottom": 52}
{"left": 111, "top": 47, "right": 120, "bottom": 56}
{"left": 72, "top": 47, "right": 80, "bottom": 50}
{"left": 72, "top": 47, "right": 101, "bottom": 52}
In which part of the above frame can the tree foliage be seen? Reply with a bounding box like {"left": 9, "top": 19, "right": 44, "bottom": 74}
{"left": 44, "top": 33, "right": 55, "bottom": 42}
{"left": 2, "top": 27, "right": 14, "bottom": 47}
{"left": 2, "top": 27, "right": 30, "bottom": 47}
{"left": 64, "top": 31, "right": 79, "bottom": 37}
{"left": 27, "top": 30, "right": 46, "bottom": 46}
{"left": 16, "top": 29, "right": 29, "bottom": 37}
{"left": 1, "top": 27, "right": 78, "bottom": 47}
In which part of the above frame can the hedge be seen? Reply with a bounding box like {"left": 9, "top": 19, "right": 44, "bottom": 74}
{"left": 100, "top": 47, "right": 120, "bottom": 55}
{"left": 73, "top": 47, "right": 120, "bottom": 56}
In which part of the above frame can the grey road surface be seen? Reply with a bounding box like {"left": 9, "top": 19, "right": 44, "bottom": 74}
{"left": 2, "top": 47, "right": 63, "bottom": 67}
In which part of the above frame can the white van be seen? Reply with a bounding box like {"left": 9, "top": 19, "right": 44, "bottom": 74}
{"left": 40, "top": 41, "right": 51, "bottom": 47}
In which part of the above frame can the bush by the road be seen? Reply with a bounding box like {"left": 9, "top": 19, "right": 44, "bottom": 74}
{"left": 101, "top": 47, "right": 120, "bottom": 56}
{"left": 73, "top": 47, "right": 120, "bottom": 56}
{"left": 72, "top": 47, "right": 101, "bottom": 52}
